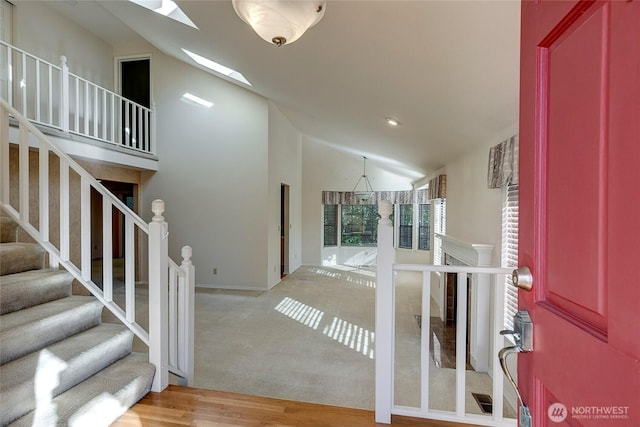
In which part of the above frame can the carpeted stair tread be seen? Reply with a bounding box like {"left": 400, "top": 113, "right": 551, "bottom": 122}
{"left": 0, "top": 296, "right": 103, "bottom": 364}
{"left": 0, "top": 324, "right": 134, "bottom": 425}
{"left": 0, "top": 268, "right": 73, "bottom": 315}
{"left": 0, "top": 216, "right": 18, "bottom": 243}
{"left": 0, "top": 242, "right": 45, "bottom": 276}
{"left": 8, "top": 353, "right": 155, "bottom": 427}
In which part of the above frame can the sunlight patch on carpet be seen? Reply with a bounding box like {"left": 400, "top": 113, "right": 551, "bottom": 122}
{"left": 323, "top": 317, "right": 375, "bottom": 359}
{"left": 274, "top": 297, "right": 324, "bottom": 329}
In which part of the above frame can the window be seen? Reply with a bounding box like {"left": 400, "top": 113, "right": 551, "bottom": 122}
{"left": 323, "top": 204, "right": 338, "bottom": 246}
{"left": 398, "top": 204, "right": 413, "bottom": 249}
{"left": 418, "top": 204, "right": 431, "bottom": 250}
{"left": 502, "top": 183, "right": 519, "bottom": 330}
{"left": 433, "top": 198, "right": 446, "bottom": 265}
{"left": 341, "top": 205, "right": 378, "bottom": 246}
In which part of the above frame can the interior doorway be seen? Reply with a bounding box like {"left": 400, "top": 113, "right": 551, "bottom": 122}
{"left": 280, "top": 184, "right": 290, "bottom": 278}
{"left": 90, "top": 180, "right": 137, "bottom": 287}
{"left": 117, "top": 56, "right": 151, "bottom": 150}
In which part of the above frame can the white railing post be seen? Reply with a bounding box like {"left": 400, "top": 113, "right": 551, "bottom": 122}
{"left": 59, "top": 56, "right": 69, "bottom": 133}
{"left": 375, "top": 199, "right": 394, "bottom": 424}
{"left": 149, "top": 199, "right": 169, "bottom": 392}
{"left": 180, "top": 245, "right": 195, "bottom": 386}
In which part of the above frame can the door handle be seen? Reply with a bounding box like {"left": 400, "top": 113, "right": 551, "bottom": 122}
{"left": 512, "top": 266, "right": 533, "bottom": 291}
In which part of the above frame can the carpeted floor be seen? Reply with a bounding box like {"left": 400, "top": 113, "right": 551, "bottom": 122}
{"left": 102, "top": 263, "right": 515, "bottom": 418}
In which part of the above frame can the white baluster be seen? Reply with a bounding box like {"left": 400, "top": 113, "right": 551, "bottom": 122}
{"left": 125, "top": 216, "right": 135, "bottom": 322}
{"left": 19, "top": 123, "right": 29, "bottom": 223}
{"left": 103, "top": 198, "right": 113, "bottom": 303}
{"left": 179, "top": 245, "right": 195, "bottom": 386}
{"left": 39, "top": 144, "right": 49, "bottom": 242}
{"left": 148, "top": 199, "right": 169, "bottom": 392}
{"left": 60, "top": 56, "right": 69, "bottom": 133}
{"left": 80, "top": 177, "right": 91, "bottom": 281}
{"left": 1, "top": 104, "right": 9, "bottom": 204}
{"left": 455, "top": 272, "right": 467, "bottom": 417}
{"left": 375, "top": 199, "right": 394, "bottom": 424}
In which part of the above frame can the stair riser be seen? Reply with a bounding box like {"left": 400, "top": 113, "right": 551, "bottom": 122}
{"left": 8, "top": 354, "right": 155, "bottom": 427}
{"left": 0, "top": 270, "right": 73, "bottom": 315}
{"left": 0, "top": 325, "right": 134, "bottom": 425}
{"left": 0, "top": 243, "right": 46, "bottom": 276}
{"left": 0, "top": 216, "right": 18, "bottom": 243}
{"left": 0, "top": 300, "right": 103, "bottom": 364}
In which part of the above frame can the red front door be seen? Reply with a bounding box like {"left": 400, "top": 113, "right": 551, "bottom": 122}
{"left": 519, "top": 1, "right": 640, "bottom": 426}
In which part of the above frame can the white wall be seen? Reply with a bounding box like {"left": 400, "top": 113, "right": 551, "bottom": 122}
{"left": 133, "top": 48, "right": 271, "bottom": 290}
{"left": 267, "top": 102, "right": 303, "bottom": 288}
{"left": 301, "top": 138, "right": 414, "bottom": 266}
{"left": 13, "top": 2, "right": 114, "bottom": 89}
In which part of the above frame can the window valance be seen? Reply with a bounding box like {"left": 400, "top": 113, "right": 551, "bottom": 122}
{"left": 322, "top": 189, "right": 430, "bottom": 205}
{"left": 487, "top": 135, "right": 519, "bottom": 189}
{"left": 428, "top": 174, "right": 447, "bottom": 200}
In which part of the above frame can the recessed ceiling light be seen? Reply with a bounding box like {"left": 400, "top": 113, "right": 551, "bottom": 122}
{"left": 182, "top": 49, "right": 252, "bottom": 86}
{"left": 181, "top": 92, "right": 214, "bottom": 108}
{"left": 386, "top": 117, "right": 401, "bottom": 127}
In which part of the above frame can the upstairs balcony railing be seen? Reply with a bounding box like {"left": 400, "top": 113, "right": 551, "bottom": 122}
{"left": 0, "top": 41, "right": 154, "bottom": 155}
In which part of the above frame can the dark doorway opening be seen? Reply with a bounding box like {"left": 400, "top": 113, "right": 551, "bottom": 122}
{"left": 280, "top": 184, "right": 290, "bottom": 278}
{"left": 119, "top": 58, "right": 150, "bottom": 150}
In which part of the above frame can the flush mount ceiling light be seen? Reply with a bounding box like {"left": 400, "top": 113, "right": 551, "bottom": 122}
{"left": 352, "top": 156, "right": 375, "bottom": 202}
{"left": 232, "top": 0, "right": 326, "bottom": 47}
{"left": 386, "top": 117, "right": 401, "bottom": 127}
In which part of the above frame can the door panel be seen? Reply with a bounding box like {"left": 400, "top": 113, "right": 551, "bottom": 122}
{"left": 519, "top": 1, "right": 640, "bottom": 426}
{"left": 539, "top": 0, "right": 608, "bottom": 334}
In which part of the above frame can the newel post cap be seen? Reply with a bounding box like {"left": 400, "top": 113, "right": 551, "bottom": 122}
{"left": 181, "top": 246, "right": 193, "bottom": 264}
{"left": 378, "top": 199, "right": 393, "bottom": 225}
{"left": 151, "top": 199, "right": 165, "bottom": 221}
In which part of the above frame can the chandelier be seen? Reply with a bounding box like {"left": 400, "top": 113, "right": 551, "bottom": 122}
{"left": 232, "top": 0, "right": 327, "bottom": 47}
{"left": 352, "top": 156, "right": 375, "bottom": 202}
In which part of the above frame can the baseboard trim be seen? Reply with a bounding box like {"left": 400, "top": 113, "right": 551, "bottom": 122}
{"left": 196, "top": 283, "right": 267, "bottom": 292}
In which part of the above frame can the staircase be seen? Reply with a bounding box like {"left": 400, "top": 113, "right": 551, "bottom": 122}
{"left": 0, "top": 215, "right": 155, "bottom": 426}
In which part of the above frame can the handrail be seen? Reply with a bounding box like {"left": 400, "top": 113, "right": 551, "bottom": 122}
{"left": 0, "top": 40, "right": 154, "bottom": 155}
{"left": 0, "top": 98, "right": 192, "bottom": 390}
{"left": 375, "top": 200, "right": 516, "bottom": 427}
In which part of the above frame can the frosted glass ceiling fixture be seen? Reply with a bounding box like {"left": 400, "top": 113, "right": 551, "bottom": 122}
{"left": 182, "top": 49, "right": 252, "bottom": 86}
{"left": 352, "top": 156, "right": 375, "bottom": 202}
{"left": 232, "top": 0, "right": 326, "bottom": 47}
{"left": 129, "top": 0, "right": 198, "bottom": 29}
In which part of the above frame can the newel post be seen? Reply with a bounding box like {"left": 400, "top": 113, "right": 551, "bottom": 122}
{"left": 180, "top": 245, "right": 195, "bottom": 386}
{"left": 149, "top": 199, "right": 169, "bottom": 392}
{"left": 59, "top": 56, "right": 69, "bottom": 133}
{"left": 375, "top": 199, "right": 394, "bottom": 424}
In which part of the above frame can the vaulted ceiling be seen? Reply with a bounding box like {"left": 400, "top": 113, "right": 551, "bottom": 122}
{"left": 44, "top": 0, "right": 521, "bottom": 181}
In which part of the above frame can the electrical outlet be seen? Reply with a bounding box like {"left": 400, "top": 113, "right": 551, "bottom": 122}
{"left": 213, "top": 268, "right": 217, "bottom": 275}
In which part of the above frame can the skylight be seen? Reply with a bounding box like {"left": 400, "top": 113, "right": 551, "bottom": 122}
{"left": 129, "top": 0, "right": 198, "bottom": 29}
{"left": 181, "top": 49, "right": 252, "bottom": 86}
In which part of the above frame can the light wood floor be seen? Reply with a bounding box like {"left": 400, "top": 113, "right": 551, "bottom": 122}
{"left": 111, "top": 386, "right": 479, "bottom": 427}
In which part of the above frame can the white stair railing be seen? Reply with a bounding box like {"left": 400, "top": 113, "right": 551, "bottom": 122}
{"left": 0, "top": 98, "right": 192, "bottom": 391}
{"left": 0, "top": 41, "right": 154, "bottom": 155}
{"left": 375, "top": 199, "right": 516, "bottom": 427}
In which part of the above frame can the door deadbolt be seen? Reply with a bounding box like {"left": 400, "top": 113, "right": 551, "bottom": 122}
{"left": 512, "top": 266, "right": 533, "bottom": 291}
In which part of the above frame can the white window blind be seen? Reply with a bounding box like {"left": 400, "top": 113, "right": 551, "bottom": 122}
{"left": 501, "top": 183, "right": 519, "bottom": 330}
{"left": 433, "top": 199, "right": 446, "bottom": 265}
